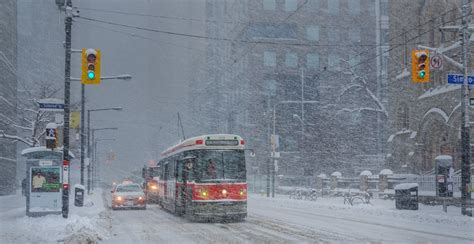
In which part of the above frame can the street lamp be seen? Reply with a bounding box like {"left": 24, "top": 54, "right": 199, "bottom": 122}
{"left": 81, "top": 107, "right": 122, "bottom": 188}
{"left": 88, "top": 127, "right": 118, "bottom": 193}
{"left": 270, "top": 100, "right": 318, "bottom": 198}
{"left": 93, "top": 138, "right": 116, "bottom": 189}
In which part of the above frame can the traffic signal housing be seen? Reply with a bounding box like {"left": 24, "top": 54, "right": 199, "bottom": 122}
{"left": 81, "top": 48, "right": 101, "bottom": 85}
{"left": 411, "top": 50, "right": 430, "bottom": 83}
{"left": 45, "top": 123, "right": 58, "bottom": 149}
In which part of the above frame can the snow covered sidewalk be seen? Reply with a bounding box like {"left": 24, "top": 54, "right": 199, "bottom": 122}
{"left": 248, "top": 193, "right": 474, "bottom": 243}
{"left": 0, "top": 189, "right": 110, "bottom": 243}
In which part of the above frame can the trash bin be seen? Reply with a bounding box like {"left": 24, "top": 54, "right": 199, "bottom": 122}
{"left": 394, "top": 183, "right": 418, "bottom": 210}
{"left": 74, "top": 184, "right": 85, "bottom": 207}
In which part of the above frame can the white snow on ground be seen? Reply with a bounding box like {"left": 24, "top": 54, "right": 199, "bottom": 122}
{"left": 248, "top": 193, "right": 474, "bottom": 243}
{"left": 2, "top": 189, "right": 473, "bottom": 243}
{"left": 0, "top": 189, "right": 110, "bottom": 243}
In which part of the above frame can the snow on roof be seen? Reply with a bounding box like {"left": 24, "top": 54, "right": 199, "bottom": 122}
{"left": 387, "top": 129, "right": 413, "bottom": 143}
{"left": 331, "top": 171, "right": 342, "bottom": 177}
{"left": 379, "top": 169, "right": 393, "bottom": 175}
{"left": 360, "top": 170, "right": 372, "bottom": 176}
{"left": 74, "top": 184, "right": 85, "bottom": 190}
{"left": 435, "top": 155, "right": 452, "bottom": 160}
{"left": 317, "top": 173, "right": 327, "bottom": 178}
{"left": 21, "top": 146, "right": 75, "bottom": 158}
{"left": 387, "top": 134, "right": 395, "bottom": 142}
{"left": 394, "top": 183, "right": 419, "bottom": 190}
{"left": 418, "top": 85, "right": 460, "bottom": 100}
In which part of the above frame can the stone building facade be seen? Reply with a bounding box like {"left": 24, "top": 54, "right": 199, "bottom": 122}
{"left": 0, "top": 0, "right": 17, "bottom": 195}
{"left": 386, "top": 0, "right": 474, "bottom": 174}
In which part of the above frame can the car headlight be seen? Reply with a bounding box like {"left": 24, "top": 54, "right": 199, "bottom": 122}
{"left": 138, "top": 196, "right": 144, "bottom": 200}
{"left": 150, "top": 185, "right": 157, "bottom": 190}
{"left": 115, "top": 196, "right": 122, "bottom": 201}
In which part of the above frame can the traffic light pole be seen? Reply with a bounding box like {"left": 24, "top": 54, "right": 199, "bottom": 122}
{"left": 460, "top": 0, "right": 472, "bottom": 217}
{"left": 80, "top": 84, "right": 85, "bottom": 186}
{"left": 62, "top": 0, "right": 73, "bottom": 219}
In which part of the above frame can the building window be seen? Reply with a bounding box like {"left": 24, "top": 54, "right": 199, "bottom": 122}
{"left": 306, "top": 25, "right": 319, "bottom": 41}
{"left": 328, "top": 54, "right": 340, "bottom": 71}
{"left": 328, "top": 0, "right": 339, "bottom": 15}
{"left": 348, "top": 0, "right": 360, "bottom": 15}
{"left": 328, "top": 29, "right": 339, "bottom": 42}
{"left": 285, "top": 0, "right": 298, "bottom": 11}
{"left": 380, "top": 0, "right": 388, "bottom": 16}
{"left": 264, "top": 51, "right": 276, "bottom": 67}
{"left": 285, "top": 52, "right": 298, "bottom": 67}
{"left": 263, "top": 0, "right": 276, "bottom": 10}
{"left": 350, "top": 28, "right": 361, "bottom": 42}
{"left": 264, "top": 79, "right": 277, "bottom": 96}
{"left": 397, "top": 104, "right": 409, "bottom": 129}
{"left": 307, "top": 53, "right": 320, "bottom": 69}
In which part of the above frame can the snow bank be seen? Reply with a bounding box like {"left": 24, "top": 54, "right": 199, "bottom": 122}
{"left": 379, "top": 169, "right": 393, "bottom": 175}
{"left": 317, "top": 173, "right": 328, "bottom": 178}
{"left": 0, "top": 189, "right": 110, "bottom": 243}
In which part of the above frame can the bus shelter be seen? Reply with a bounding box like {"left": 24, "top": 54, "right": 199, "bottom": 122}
{"left": 21, "top": 147, "right": 74, "bottom": 217}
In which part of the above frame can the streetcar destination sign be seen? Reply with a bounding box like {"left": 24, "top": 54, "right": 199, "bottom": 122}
{"left": 205, "top": 140, "right": 239, "bottom": 146}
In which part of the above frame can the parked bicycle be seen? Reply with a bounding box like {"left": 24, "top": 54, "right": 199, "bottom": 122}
{"left": 343, "top": 191, "right": 371, "bottom": 206}
{"left": 289, "top": 188, "right": 319, "bottom": 201}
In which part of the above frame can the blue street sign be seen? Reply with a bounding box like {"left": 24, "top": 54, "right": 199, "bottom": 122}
{"left": 39, "top": 103, "right": 64, "bottom": 110}
{"left": 38, "top": 98, "right": 64, "bottom": 111}
{"left": 447, "top": 74, "right": 474, "bottom": 85}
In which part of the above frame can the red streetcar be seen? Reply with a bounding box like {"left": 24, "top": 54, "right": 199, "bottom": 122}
{"left": 156, "top": 134, "right": 247, "bottom": 222}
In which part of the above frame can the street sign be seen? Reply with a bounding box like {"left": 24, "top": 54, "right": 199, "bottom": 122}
{"left": 430, "top": 55, "right": 443, "bottom": 70}
{"left": 70, "top": 111, "right": 80, "bottom": 129}
{"left": 447, "top": 74, "right": 474, "bottom": 85}
{"left": 38, "top": 98, "right": 64, "bottom": 112}
{"left": 470, "top": 98, "right": 474, "bottom": 107}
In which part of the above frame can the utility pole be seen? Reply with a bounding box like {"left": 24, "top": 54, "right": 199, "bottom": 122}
{"left": 62, "top": 0, "right": 73, "bottom": 219}
{"left": 80, "top": 84, "right": 85, "bottom": 185}
{"left": 460, "top": 0, "right": 472, "bottom": 217}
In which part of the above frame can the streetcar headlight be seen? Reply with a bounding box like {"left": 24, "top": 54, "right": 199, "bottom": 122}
{"left": 150, "top": 185, "right": 157, "bottom": 190}
{"left": 239, "top": 189, "right": 246, "bottom": 196}
{"left": 222, "top": 189, "right": 227, "bottom": 195}
{"left": 115, "top": 196, "right": 122, "bottom": 201}
{"left": 138, "top": 196, "right": 143, "bottom": 200}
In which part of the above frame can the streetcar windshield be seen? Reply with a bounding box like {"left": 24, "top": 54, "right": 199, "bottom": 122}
{"left": 195, "top": 150, "right": 245, "bottom": 182}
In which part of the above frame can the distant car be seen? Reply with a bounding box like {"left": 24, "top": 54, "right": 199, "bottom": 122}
{"left": 111, "top": 183, "right": 146, "bottom": 210}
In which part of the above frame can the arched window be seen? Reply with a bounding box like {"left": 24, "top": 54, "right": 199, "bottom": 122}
{"left": 397, "top": 104, "right": 409, "bottom": 129}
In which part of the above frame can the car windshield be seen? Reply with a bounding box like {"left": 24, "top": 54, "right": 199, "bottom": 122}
{"left": 116, "top": 185, "right": 142, "bottom": 192}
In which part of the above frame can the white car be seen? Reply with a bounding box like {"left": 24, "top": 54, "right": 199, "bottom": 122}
{"left": 111, "top": 183, "right": 146, "bottom": 210}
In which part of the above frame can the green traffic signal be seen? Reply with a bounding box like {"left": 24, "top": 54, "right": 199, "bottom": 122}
{"left": 88, "top": 71, "right": 95, "bottom": 80}
{"left": 418, "top": 70, "right": 426, "bottom": 78}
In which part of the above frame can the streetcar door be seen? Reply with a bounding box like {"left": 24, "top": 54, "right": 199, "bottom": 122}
{"left": 176, "top": 160, "right": 185, "bottom": 214}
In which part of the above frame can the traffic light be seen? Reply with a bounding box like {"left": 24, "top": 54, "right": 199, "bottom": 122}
{"left": 81, "top": 48, "right": 101, "bottom": 85}
{"left": 45, "top": 123, "right": 58, "bottom": 149}
{"left": 411, "top": 50, "right": 430, "bottom": 83}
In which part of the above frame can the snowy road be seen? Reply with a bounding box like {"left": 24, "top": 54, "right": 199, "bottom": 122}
{"left": 104, "top": 193, "right": 474, "bottom": 243}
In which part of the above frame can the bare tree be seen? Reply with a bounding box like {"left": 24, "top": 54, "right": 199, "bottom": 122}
{"left": 0, "top": 80, "right": 61, "bottom": 147}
